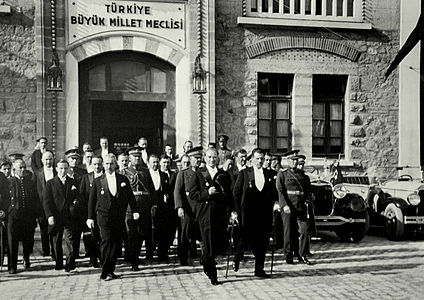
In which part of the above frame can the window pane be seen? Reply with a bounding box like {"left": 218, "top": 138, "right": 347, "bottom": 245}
{"left": 273, "top": 0, "right": 279, "bottom": 13}
{"left": 313, "top": 137, "right": 324, "bottom": 146}
{"left": 276, "top": 138, "right": 288, "bottom": 149}
{"left": 326, "top": 0, "right": 333, "bottom": 16}
{"left": 347, "top": 0, "right": 354, "bottom": 16}
{"left": 305, "top": 0, "right": 312, "bottom": 14}
{"left": 251, "top": 0, "right": 258, "bottom": 12}
{"left": 259, "top": 77, "right": 270, "bottom": 95}
{"left": 259, "top": 120, "right": 272, "bottom": 136}
{"left": 316, "top": 0, "right": 322, "bottom": 15}
{"left": 276, "top": 120, "right": 289, "bottom": 136}
{"left": 337, "top": 0, "right": 343, "bottom": 16}
{"left": 330, "top": 138, "right": 342, "bottom": 146}
{"left": 276, "top": 102, "right": 289, "bottom": 119}
{"left": 111, "top": 61, "right": 146, "bottom": 92}
{"left": 151, "top": 67, "right": 167, "bottom": 93}
{"left": 284, "top": 0, "right": 290, "bottom": 13}
{"left": 89, "top": 64, "right": 106, "bottom": 91}
{"left": 259, "top": 102, "right": 271, "bottom": 119}
{"left": 330, "top": 104, "right": 342, "bottom": 120}
{"left": 294, "top": 0, "right": 300, "bottom": 14}
{"left": 262, "top": 0, "right": 268, "bottom": 12}
{"left": 330, "top": 121, "right": 342, "bottom": 136}
{"left": 259, "top": 137, "right": 271, "bottom": 149}
{"left": 313, "top": 103, "right": 325, "bottom": 119}
{"left": 313, "top": 120, "right": 325, "bottom": 137}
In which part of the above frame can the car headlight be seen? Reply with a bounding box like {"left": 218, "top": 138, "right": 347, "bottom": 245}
{"left": 333, "top": 184, "right": 348, "bottom": 199}
{"left": 407, "top": 193, "right": 421, "bottom": 206}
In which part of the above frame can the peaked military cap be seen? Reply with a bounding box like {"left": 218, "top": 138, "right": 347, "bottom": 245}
{"left": 65, "top": 146, "right": 81, "bottom": 159}
{"left": 186, "top": 146, "right": 203, "bottom": 157}
{"left": 8, "top": 153, "right": 25, "bottom": 161}
{"left": 36, "top": 136, "right": 48, "bottom": 142}
{"left": 127, "top": 146, "right": 142, "bottom": 156}
{"left": 218, "top": 134, "right": 229, "bottom": 142}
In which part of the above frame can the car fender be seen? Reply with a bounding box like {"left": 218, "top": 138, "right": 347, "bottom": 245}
{"left": 385, "top": 197, "right": 409, "bottom": 210}
{"left": 340, "top": 193, "right": 367, "bottom": 212}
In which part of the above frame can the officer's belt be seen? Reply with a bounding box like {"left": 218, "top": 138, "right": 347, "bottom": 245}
{"left": 133, "top": 191, "right": 149, "bottom": 196}
{"left": 286, "top": 190, "right": 304, "bottom": 195}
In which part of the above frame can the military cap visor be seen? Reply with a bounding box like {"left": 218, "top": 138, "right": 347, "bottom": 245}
{"left": 186, "top": 146, "right": 203, "bottom": 157}
{"left": 8, "top": 153, "right": 25, "bottom": 160}
{"left": 36, "top": 137, "right": 48, "bottom": 142}
{"left": 65, "top": 147, "right": 81, "bottom": 158}
{"left": 127, "top": 146, "right": 142, "bottom": 156}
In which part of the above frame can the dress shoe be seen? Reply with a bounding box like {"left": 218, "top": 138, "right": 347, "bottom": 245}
{"left": 55, "top": 265, "right": 64, "bottom": 270}
{"left": 130, "top": 265, "right": 139, "bottom": 271}
{"left": 90, "top": 259, "right": 100, "bottom": 268}
{"left": 210, "top": 278, "right": 220, "bottom": 285}
{"left": 305, "top": 251, "right": 314, "bottom": 257}
{"left": 232, "top": 260, "right": 240, "bottom": 272}
{"left": 109, "top": 272, "right": 121, "bottom": 279}
{"left": 285, "top": 252, "right": 294, "bottom": 264}
{"left": 9, "top": 268, "right": 17, "bottom": 274}
{"left": 24, "top": 262, "right": 31, "bottom": 269}
{"left": 298, "top": 256, "right": 312, "bottom": 265}
{"left": 65, "top": 265, "right": 76, "bottom": 272}
{"left": 254, "top": 270, "right": 271, "bottom": 278}
{"left": 100, "top": 274, "right": 112, "bottom": 281}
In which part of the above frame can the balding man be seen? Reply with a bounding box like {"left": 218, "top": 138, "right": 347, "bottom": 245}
{"left": 33, "top": 151, "right": 56, "bottom": 257}
{"left": 7, "top": 160, "right": 38, "bottom": 274}
{"left": 186, "top": 148, "right": 234, "bottom": 285}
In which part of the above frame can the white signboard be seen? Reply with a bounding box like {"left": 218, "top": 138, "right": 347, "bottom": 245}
{"left": 67, "top": 0, "right": 186, "bottom": 48}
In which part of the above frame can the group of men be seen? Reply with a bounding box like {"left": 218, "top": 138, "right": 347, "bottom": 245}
{"left": 0, "top": 134, "right": 314, "bottom": 285}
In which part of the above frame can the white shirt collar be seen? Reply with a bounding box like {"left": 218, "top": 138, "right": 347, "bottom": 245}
{"left": 105, "top": 171, "right": 115, "bottom": 177}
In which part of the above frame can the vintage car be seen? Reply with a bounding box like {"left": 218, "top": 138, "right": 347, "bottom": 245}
{"left": 304, "top": 166, "right": 370, "bottom": 242}
{"left": 364, "top": 175, "right": 424, "bottom": 240}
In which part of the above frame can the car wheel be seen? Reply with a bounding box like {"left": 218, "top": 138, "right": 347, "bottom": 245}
{"left": 384, "top": 203, "right": 404, "bottom": 240}
{"left": 335, "top": 211, "right": 370, "bottom": 243}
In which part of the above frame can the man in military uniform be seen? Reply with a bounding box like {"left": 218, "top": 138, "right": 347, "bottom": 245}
{"left": 186, "top": 148, "right": 234, "bottom": 285}
{"left": 275, "top": 151, "right": 312, "bottom": 265}
{"left": 121, "top": 147, "right": 156, "bottom": 270}
{"left": 173, "top": 149, "right": 202, "bottom": 266}
{"left": 217, "top": 135, "right": 232, "bottom": 169}
{"left": 0, "top": 170, "right": 10, "bottom": 267}
{"left": 31, "top": 137, "right": 49, "bottom": 171}
{"left": 65, "top": 147, "right": 88, "bottom": 259}
{"left": 117, "top": 153, "right": 129, "bottom": 173}
{"left": 7, "top": 160, "right": 38, "bottom": 274}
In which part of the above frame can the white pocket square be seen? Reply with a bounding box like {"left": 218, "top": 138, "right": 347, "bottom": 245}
{"left": 71, "top": 185, "right": 77, "bottom": 190}
{"left": 121, "top": 182, "right": 126, "bottom": 187}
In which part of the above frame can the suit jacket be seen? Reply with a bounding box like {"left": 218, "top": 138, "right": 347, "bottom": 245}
{"left": 88, "top": 173, "right": 138, "bottom": 222}
{"left": 31, "top": 149, "right": 47, "bottom": 171}
{"left": 33, "top": 168, "right": 57, "bottom": 207}
{"left": 43, "top": 175, "right": 80, "bottom": 224}
{"left": 233, "top": 167, "right": 277, "bottom": 229}
{"left": 173, "top": 168, "right": 195, "bottom": 217}
{"left": 93, "top": 148, "right": 116, "bottom": 158}
{"left": 68, "top": 166, "right": 87, "bottom": 188}
{"left": 8, "top": 176, "right": 39, "bottom": 215}
{"left": 0, "top": 172, "right": 11, "bottom": 216}
{"left": 186, "top": 167, "right": 232, "bottom": 222}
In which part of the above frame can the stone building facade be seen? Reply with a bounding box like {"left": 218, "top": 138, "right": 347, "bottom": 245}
{"left": 0, "top": 0, "right": 420, "bottom": 177}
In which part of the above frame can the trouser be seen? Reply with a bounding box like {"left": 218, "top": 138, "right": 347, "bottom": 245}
{"left": 82, "top": 224, "right": 100, "bottom": 263}
{"left": 38, "top": 214, "right": 53, "bottom": 256}
{"left": 51, "top": 222, "right": 79, "bottom": 268}
{"left": 282, "top": 211, "right": 308, "bottom": 257}
{"left": 234, "top": 226, "right": 269, "bottom": 272}
{"left": 99, "top": 225, "right": 120, "bottom": 276}
{"left": 126, "top": 217, "right": 142, "bottom": 266}
{"left": 7, "top": 211, "right": 36, "bottom": 270}
{"left": 179, "top": 214, "right": 199, "bottom": 263}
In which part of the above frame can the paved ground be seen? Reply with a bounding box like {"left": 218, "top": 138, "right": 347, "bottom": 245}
{"left": 1, "top": 229, "right": 424, "bottom": 299}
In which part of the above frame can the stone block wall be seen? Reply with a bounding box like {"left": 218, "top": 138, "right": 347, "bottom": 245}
{"left": 215, "top": 0, "right": 400, "bottom": 176}
{"left": 0, "top": 1, "right": 37, "bottom": 166}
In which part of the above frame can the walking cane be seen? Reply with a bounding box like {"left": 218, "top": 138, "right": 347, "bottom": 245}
{"left": 270, "top": 210, "right": 278, "bottom": 276}
{"left": 225, "top": 219, "right": 236, "bottom": 279}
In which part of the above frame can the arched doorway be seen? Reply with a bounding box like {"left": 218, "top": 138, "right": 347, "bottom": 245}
{"left": 78, "top": 51, "right": 176, "bottom": 154}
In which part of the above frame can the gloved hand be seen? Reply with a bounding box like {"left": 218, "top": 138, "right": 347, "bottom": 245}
{"left": 283, "top": 205, "right": 291, "bottom": 214}
{"left": 133, "top": 212, "right": 140, "bottom": 220}
{"left": 178, "top": 207, "right": 185, "bottom": 219}
{"left": 86, "top": 219, "right": 95, "bottom": 229}
{"left": 48, "top": 216, "right": 55, "bottom": 226}
{"left": 273, "top": 203, "right": 281, "bottom": 212}
{"left": 230, "top": 211, "right": 238, "bottom": 224}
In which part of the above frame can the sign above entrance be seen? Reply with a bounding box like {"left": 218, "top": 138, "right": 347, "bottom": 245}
{"left": 67, "top": 0, "right": 186, "bottom": 48}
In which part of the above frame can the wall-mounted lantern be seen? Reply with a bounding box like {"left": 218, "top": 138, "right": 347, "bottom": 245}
{"left": 47, "top": 51, "right": 63, "bottom": 91}
{"left": 192, "top": 54, "right": 207, "bottom": 94}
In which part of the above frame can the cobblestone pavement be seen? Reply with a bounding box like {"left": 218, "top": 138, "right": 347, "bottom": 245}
{"left": 1, "top": 229, "right": 424, "bottom": 299}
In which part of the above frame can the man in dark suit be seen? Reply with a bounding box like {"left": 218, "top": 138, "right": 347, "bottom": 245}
{"left": 232, "top": 148, "right": 278, "bottom": 278}
{"left": 173, "top": 150, "right": 201, "bottom": 266}
{"left": 7, "top": 160, "right": 38, "bottom": 274}
{"left": 0, "top": 171, "right": 10, "bottom": 267}
{"left": 87, "top": 154, "right": 139, "bottom": 281}
{"left": 79, "top": 156, "right": 104, "bottom": 268}
{"left": 43, "top": 159, "right": 81, "bottom": 272}
{"left": 186, "top": 148, "right": 234, "bottom": 285}
{"left": 33, "top": 151, "right": 56, "bottom": 257}
{"left": 94, "top": 137, "right": 115, "bottom": 160}
{"left": 31, "top": 137, "right": 49, "bottom": 171}
{"left": 137, "top": 137, "right": 149, "bottom": 168}
{"left": 149, "top": 154, "right": 175, "bottom": 262}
